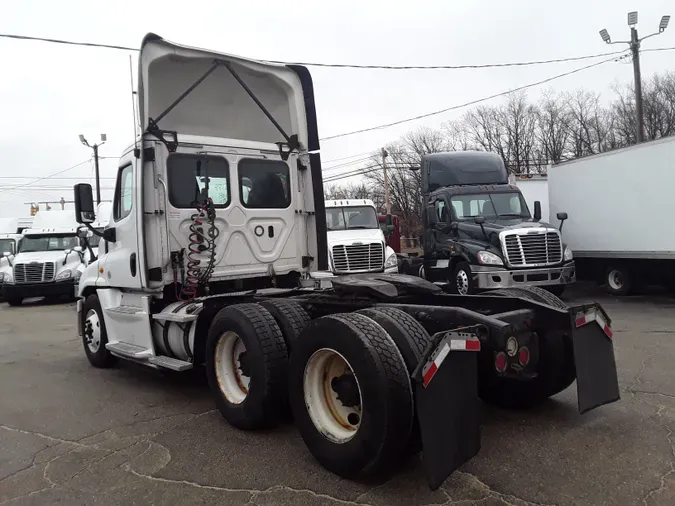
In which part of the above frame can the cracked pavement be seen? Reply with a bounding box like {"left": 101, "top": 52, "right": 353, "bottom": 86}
{"left": 1, "top": 285, "right": 674, "bottom": 505}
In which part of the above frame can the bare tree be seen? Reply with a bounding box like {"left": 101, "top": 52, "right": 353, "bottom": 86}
{"left": 535, "top": 89, "right": 571, "bottom": 165}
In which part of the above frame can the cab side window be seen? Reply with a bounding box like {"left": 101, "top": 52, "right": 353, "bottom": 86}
{"left": 435, "top": 200, "right": 448, "bottom": 222}
{"left": 113, "top": 164, "right": 133, "bottom": 221}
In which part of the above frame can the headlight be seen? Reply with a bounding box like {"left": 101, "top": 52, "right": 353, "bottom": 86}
{"left": 564, "top": 246, "right": 573, "bottom": 261}
{"left": 1, "top": 272, "right": 12, "bottom": 283}
{"left": 384, "top": 252, "right": 398, "bottom": 268}
{"left": 477, "top": 251, "right": 503, "bottom": 266}
{"left": 56, "top": 269, "right": 73, "bottom": 280}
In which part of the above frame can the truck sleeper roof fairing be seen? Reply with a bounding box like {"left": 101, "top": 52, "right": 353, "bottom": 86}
{"left": 421, "top": 152, "right": 508, "bottom": 194}
{"left": 137, "top": 33, "right": 327, "bottom": 270}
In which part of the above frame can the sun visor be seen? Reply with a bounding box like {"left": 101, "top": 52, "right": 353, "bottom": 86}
{"left": 137, "top": 33, "right": 308, "bottom": 149}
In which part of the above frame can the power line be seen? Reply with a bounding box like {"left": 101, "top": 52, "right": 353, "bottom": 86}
{"left": 0, "top": 159, "right": 92, "bottom": 195}
{"left": 0, "top": 32, "right": 635, "bottom": 70}
{"left": 320, "top": 52, "right": 633, "bottom": 141}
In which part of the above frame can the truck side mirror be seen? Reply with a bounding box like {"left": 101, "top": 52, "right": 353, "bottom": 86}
{"left": 474, "top": 216, "right": 486, "bottom": 225}
{"left": 556, "top": 212, "right": 568, "bottom": 232}
{"left": 74, "top": 183, "right": 96, "bottom": 224}
{"left": 534, "top": 201, "right": 542, "bottom": 221}
{"left": 427, "top": 205, "right": 438, "bottom": 226}
{"left": 385, "top": 214, "right": 393, "bottom": 226}
{"left": 102, "top": 227, "right": 116, "bottom": 243}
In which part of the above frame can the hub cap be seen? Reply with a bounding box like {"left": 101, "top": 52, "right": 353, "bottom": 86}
{"left": 608, "top": 270, "right": 624, "bottom": 291}
{"left": 304, "top": 348, "right": 362, "bottom": 443}
{"left": 84, "top": 309, "right": 101, "bottom": 353}
{"left": 214, "top": 331, "right": 250, "bottom": 404}
{"left": 456, "top": 269, "right": 470, "bottom": 295}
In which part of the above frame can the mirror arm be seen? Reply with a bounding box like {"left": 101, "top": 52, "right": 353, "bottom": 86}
{"left": 85, "top": 223, "right": 105, "bottom": 238}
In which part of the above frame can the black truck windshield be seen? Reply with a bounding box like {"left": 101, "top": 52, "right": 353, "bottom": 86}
{"left": 19, "top": 235, "right": 79, "bottom": 253}
{"left": 450, "top": 192, "right": 530, "bottom": 220}
{"left": 0, "top": 238, "right": 16, "bottom": 255}
{"left": 326, "top": 206, "right": 379, "bottom": 231}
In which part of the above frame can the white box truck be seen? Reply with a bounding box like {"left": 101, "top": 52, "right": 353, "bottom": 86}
{"left": 548, "top": 135, "right": 675, "bottom": 295}
{"left": 513, "top": 174, "right": 550, "bottom": 223}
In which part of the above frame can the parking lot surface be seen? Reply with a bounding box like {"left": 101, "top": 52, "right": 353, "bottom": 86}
{"left": 1, "top": 285, "right": 674, "bottom": 505}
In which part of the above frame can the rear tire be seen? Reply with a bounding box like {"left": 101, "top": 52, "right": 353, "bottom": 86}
{"left": 605, "top": 265, "right": 633, "bottom": 296}
{"left": 81, "top": 294, "right": 118, "bottom": 368}
{"left": 289, "top": 313, "right": 413, "bottom": 479}
{"left": 205, "top": 303, "right": 289, "bottom": 430}
{"left": 258, "top": 299, "right": 310, "bottom": 352}
{"left": 356, "top": 307, "right": 431, "bottom": 453}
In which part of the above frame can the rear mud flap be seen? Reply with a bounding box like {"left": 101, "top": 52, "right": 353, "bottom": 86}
{"left": 570, "top": 305, "right": 620, "bottom": 414}
{"left": 412, "top": 329, "right": 482, "bottom": 491}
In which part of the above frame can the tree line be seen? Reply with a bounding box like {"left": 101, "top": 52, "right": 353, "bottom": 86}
{"left": 324, "top": 71, "right": 675, "bottom": 238}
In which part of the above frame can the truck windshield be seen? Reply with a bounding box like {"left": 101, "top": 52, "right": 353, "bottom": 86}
{"left": 0, "top": 238, "right": 16, "bottom": 255}
{"left": 450, "top": 192, "right": 530, "bottom": 220}
{"left": 326, "top": 206, "right": 379, "bottom": 231}
{"left": 19, "top": 235, "right": 79, "bottom": 253}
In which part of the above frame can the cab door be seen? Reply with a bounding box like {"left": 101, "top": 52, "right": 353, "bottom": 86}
{"left": 100, "top": 161, "right": 143, "bottom": 289}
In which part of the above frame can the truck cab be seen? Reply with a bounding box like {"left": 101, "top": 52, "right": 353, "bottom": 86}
{"left": 421, "top": 152, "right": 575, "bottom": 295}
{"left": 2, "top": 211, "right": 86, "bottom": 305}
{"left": 325, "top": 199, "right": 398, "bottom": 275}
{"left": 0, "top": 218, "right": 28, "bottom": 299}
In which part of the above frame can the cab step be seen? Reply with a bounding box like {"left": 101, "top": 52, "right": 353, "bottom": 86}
{"left": 148, "top": 355, "right": 193, "bottom": 371}
{"left": 107, "top": 305, "right": 146, "bottom": 315}
{"left": 105, "top": 342, "right": 153, "bottom": 359}
{"left": 152, "top": 312, "right": 198, "bottom": 323}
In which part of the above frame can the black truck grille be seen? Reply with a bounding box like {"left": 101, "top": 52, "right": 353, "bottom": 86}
{"left": 502, "top": 231, "right": 562, "bottom": 267}
{"left": 14, "top": 262, "right": 56, "bottom": 284}
{"left": 332, "top": 243, "right": 384, "bottom": 273}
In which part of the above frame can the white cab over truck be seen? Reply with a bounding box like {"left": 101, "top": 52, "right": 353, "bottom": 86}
{"left": 325, "top": 199, "right": 398, "bottom": 275}
{"left": 2, "top": 211, "right": 85, "bottom": 306}
{"left": 0, "top": 217, "right": 33, "bottom": 300}
{"left": 549, "top": 135, "right": 675, "bottom": 295}
{"left": 71, "top": 33, "right": 620, "bottom": 490}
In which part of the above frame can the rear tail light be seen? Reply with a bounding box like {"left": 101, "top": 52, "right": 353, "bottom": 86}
{"left": 518, "top": 346, "right": 530, "bottom": 366}
{"left": 495, "top": 352, "right": 507, "bottom": 373}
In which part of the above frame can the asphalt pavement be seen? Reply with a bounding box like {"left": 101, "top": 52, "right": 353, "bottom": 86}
{"left": 1, "top": 285, "right": 674, "bottom": 505}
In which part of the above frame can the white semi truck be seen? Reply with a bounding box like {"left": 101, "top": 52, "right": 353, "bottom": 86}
{"left": 71, "top": 33, "right": 619, "bottom": 489}
{"left": 0, "top": 217, "right": 33, "bottom": 300}
{"left": 2, "top": 211, "right": 86, "bottom": 305}
{"left": 325, "top": 199, "right": 398, "bottom": 275}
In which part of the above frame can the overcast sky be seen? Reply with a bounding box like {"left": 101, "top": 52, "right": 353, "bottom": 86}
{"left": 0, "top": 0, "right": 672, "bottom": 217}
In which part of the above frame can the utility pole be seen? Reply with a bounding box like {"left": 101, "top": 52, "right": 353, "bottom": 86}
{"left": 381, "top": 148, "right": 391, "bottom": 215}
{"left": 599, "top": 12, "right": 670, "bottom": 144}
{"left": 79, "top": 133, "right": 107, "bottom": 204}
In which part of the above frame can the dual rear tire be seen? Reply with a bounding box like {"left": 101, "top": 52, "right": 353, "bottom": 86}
{"left": 205, "top": 301, "right": 431, "bottom": 479}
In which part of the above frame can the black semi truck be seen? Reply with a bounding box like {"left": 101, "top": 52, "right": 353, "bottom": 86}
{"left": 420, "top": 152, "right": 576, "bottom": 296}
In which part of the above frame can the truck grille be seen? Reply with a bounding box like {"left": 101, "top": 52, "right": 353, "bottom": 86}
{"left": 332, "top": 243, "right": 384, "bottom": 273}
{"left": 14, "top": 262, "right": 56, "bottom": 284}
{"left": 502, "top": 230, "right": 562, "bottom": 267}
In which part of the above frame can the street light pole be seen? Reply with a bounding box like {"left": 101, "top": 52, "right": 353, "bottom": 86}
{"left": 629, "top": 26, "right": 644, "bottom": 143}
{"left": 79, "top": 133, "right": 107, "bottom": 205}
{"left": 381, "top": 148, "right": 391, "bottom": 215}
{"left": 599, "top": 12, "right": 670, "bottom": 144}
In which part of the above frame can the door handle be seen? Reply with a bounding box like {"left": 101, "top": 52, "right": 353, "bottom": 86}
{"left": 130, "top": 253, "right": 137, "bottom": 277}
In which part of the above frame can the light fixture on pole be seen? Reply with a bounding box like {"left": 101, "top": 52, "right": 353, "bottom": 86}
{"left": 598, "top": 11, "right": 670, "bottom": 144}
{"left": 79, "top": 134, "right": 107, "bottom": 204}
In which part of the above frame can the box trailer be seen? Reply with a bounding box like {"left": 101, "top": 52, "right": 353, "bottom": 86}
{"left": 513, "top": 174, "right": 550, "bottom": 223}
{"left": 548, "top": 135, "right": 675, "bottom": 295}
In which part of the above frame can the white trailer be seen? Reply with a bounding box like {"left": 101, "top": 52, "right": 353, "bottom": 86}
{"left": 548, "top": 135, "right": 675, "bottom": 295}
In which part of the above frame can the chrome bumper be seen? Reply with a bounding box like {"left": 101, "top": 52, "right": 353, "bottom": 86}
{"left": 472, "top": 262, "right": 576, "bottom": 290}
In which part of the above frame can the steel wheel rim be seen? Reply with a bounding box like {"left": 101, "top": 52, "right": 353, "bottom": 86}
{"left": 84, "top": 309, "right": 102, "bottom": 353}
{"left": 214, "top": 331, "right": 250, "bottom": 404}
{"left": 456, "top": 269, "right": 470, "bottom": 295}
{"left": 608, "top": 270, "right": 624, "bottom": 291}
{"left": 303, "top": 348, "right": 362, "bottom": 443}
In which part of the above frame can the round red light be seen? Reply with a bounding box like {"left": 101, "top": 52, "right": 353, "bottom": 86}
{"left": 495, "top": 352, "right": 507, "bottom": 373}
{"left": 518, "top": 347, "right": 530, "bottom": 366}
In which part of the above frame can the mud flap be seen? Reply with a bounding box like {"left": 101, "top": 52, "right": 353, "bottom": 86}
{"left": 570, "top": 305, "right": 620, "bottom": 414}
{"left": 412, "top": 328, "right": 482, "bottom": 491}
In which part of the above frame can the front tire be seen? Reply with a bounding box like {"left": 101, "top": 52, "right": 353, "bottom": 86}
{"left": 289, "top": 313, "right": 413, "bottom": 479}
{"left": 81, "top": 294, "right": 118, "bottom": 368}
{"left": 452, "top": 261, "right": 476, "bottom": 295}
{"left": 6, "top": 297, "right": 22, "bottom": 307}
{"left": 205, "top": 303, "right": 289, "bottom": 430}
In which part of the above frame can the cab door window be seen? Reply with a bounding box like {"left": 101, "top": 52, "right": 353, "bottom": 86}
{"left": 113, "top": 164, "right": 133, "bottom": 222}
